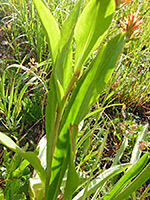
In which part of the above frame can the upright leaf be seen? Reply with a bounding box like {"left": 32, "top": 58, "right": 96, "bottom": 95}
{"left": 64, "top": 143, "right": 79, "bottom": 200}
{"left": 45, "top": 75, "right": 58, "bottom": 190}
{"left": 7, "top": 81, "right": 15, "bottom": 120}
{"left": 53, "top": 0, "right": 82, "bottom": 107}
{"left": 33, "top": 0, "right": 60, "bottom": 64}
{"left": 49, "top": 33, "right": 124, "bottom": 199}
{"left": 55, "top": 0, "right": 82, "bottom": 91}
{"left": 130, "top": 124, "right": 148, "bottom": 165}
{"left": 74, "top": 0, "right": 115, "bottom": 72}
{"left": 67, "top": 33, "right": 125, "bottom": 125}
{"left": 112, "top": 137, "right": 128, "bottom": 166}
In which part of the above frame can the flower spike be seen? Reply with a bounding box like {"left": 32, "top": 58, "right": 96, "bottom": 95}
{"left": 119, "top": 12, "right": 145, "bottom": 41}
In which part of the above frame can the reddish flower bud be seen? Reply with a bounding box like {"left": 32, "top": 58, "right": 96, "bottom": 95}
{"left": 119, "top": 12, "right": 145, "bottom": 41}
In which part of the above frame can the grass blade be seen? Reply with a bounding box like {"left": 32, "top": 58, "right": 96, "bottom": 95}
{"left": 114, "top": 162, "right": 150, "bottom": 200}
{"left": 73, "top": 164, "right": 131, "bottom": 200}
{"left": 130, "top": 124, "right": 148, "bottom": 165}
{"left": 112, "top": 137, "right": 128, "bottom": 166}
{"left": 102, "top": 153, "right": 149, "bottom": 200}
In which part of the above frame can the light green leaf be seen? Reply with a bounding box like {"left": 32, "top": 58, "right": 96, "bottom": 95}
{"left": 0, "top": 72, "right": 5, "bottom": 98}
{"left": 0, "top": 73, "right": 6, "bottom": 111}
{"left": 84, "top": 103, "right": 123, "bottom": 119}
{"left": 45, "top": 75, "right": 58, "bottom": 190}
{"left": 64, "top": 144, "right": 79, "bottom": 200}
{"left": 54, "top": 0, "right": 82, "bottom": 93}
{"left": 74, "top": 0, "right": 115, "bottom": 72}
{"left": 0, "top": 99, "right": 4, "bottom": 111}
{"left": 130, "top": 124, "right": 148, "bottom": 165}
{"left": 7, "top": 81, "right": 15, "bottom": 120}
{"left": 102, "top": 153, "right": 149, "bottom": 200}
{"left": 47, "top": 148, "right": 69, "bottom": 200}
{"left": 68, "top": 33, "right": 125, "bottom": 126}
{"left": 49, "top": 33, "right": 124, "bottom": 200}
{"left": 53, "top": 0, "right": 82, "bottom": 108}
{"left": 0, "top": 131, "right": 46, "bottom": 185}
{"left": 112, "top": 137, "right": 128, "bottom": 166}
{"left": 13, "top": 159, "right": 30, "bottom": 177}
{"left": 60, "top": 0, "right": 82, "bottom": 51}
{"left": 73, "top": 164, "right": 131, "bottom": 200}
{"left": 32, "top": 0, "right": 60, "bottom": 64}
{"left": 114, "top": 162, "right": 150, "bottom": 200}
{"left": 0, "top": 194, "right": 4, "bottom": 200}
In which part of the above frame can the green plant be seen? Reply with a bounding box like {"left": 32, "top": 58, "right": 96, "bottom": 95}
{"left": 0, "top": 0, "right": 149, "bottom": 199}
{"left": 0, "top": 66, "right": 45, "bottom": 134}
{"left": 0, "top": 145, "right": 30, "bottom": 199}
{"left": 103, "top": 0, "right": 150, "bottom": 112}
{"left": 1, "top": 0, "right": 49, "bottom": 63}
{"left": 0, "top": 70, "right": 27, "bottom": 133}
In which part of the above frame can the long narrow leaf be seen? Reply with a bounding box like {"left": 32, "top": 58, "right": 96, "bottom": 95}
{"left": 74, "top": 0, "right": 115, "bottom": 72}
{"left": 130, "top": 124, "right": 148, "bottom": 165}
{"left": 7, "top": 81, "right": 15, "bottom": 120}
{"left": 112, "top": 137, "right": 128, "bottom": 166}
{"left": 102, "top": 153, "right": 149, "bottom": 200}
{"left": 53, "top": 0, "right": 82, "bottom": 107}
{"left": 0, "top": 131, "right": 46, "bottom": 185}
{"left": 73, "top": 163, "right": 131, "bottom": 200}
{"left": 45, "top": 75, "right": 58, "bottom": 192}
{"left": 33, "top": 0, "right": 60, "bottom": 64}
{"left": 114, "top": 162, "right": 150, "bottom": 200}
{"left": 64, "top": 142, "right": 79, "bottom": 200}
{"left": 49, "top": 33, "right": 124, "bottom": 199}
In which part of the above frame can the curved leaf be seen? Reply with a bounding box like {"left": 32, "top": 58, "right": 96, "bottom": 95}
{"left": 102, "top": 153, "right": 149, "bottom": 200}
{"left": 114, "top": 162, "right": 150, "bottom": 200}
{"left": 73, "top": 163, "right": 131, "bottom": 200}
{"left": 0, "top": 131, "right": 46, "bottom": 185}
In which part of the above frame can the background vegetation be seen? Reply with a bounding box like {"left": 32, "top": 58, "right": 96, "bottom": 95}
{"left": 0, "top": 0, "right": 150, "bottom": 199}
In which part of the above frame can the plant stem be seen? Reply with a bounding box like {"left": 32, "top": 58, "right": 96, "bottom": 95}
{"left": 45, "top": 107, "right": 62, "bottom": 197}
{"left": 46, "top": 70, "right": 80, "bottom": 196}
{"left": 64, "top": 71, "right": 80, "bottom": 101}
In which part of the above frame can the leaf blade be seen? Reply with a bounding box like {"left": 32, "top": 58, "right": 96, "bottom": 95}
{"left": 74, "top": 0, "right": 115, "bottom": 72}
{"left": 114, "top": 162, "right": 150, "bottom": 200}
{"left": 33, "top": 0, "right": 60, "bottom": 64}
{"left": 0, "top": 131, "right": 46, "bottom": 185}
{"left": 102, "top": 153, "right": 149, "bottom": 200}
{"left": 49, "top": 33, "right": 124, "bottom": 200}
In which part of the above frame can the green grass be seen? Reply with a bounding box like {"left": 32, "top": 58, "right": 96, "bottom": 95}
{"left": 0, "top": 0, "right": 150, "bottom": 199}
